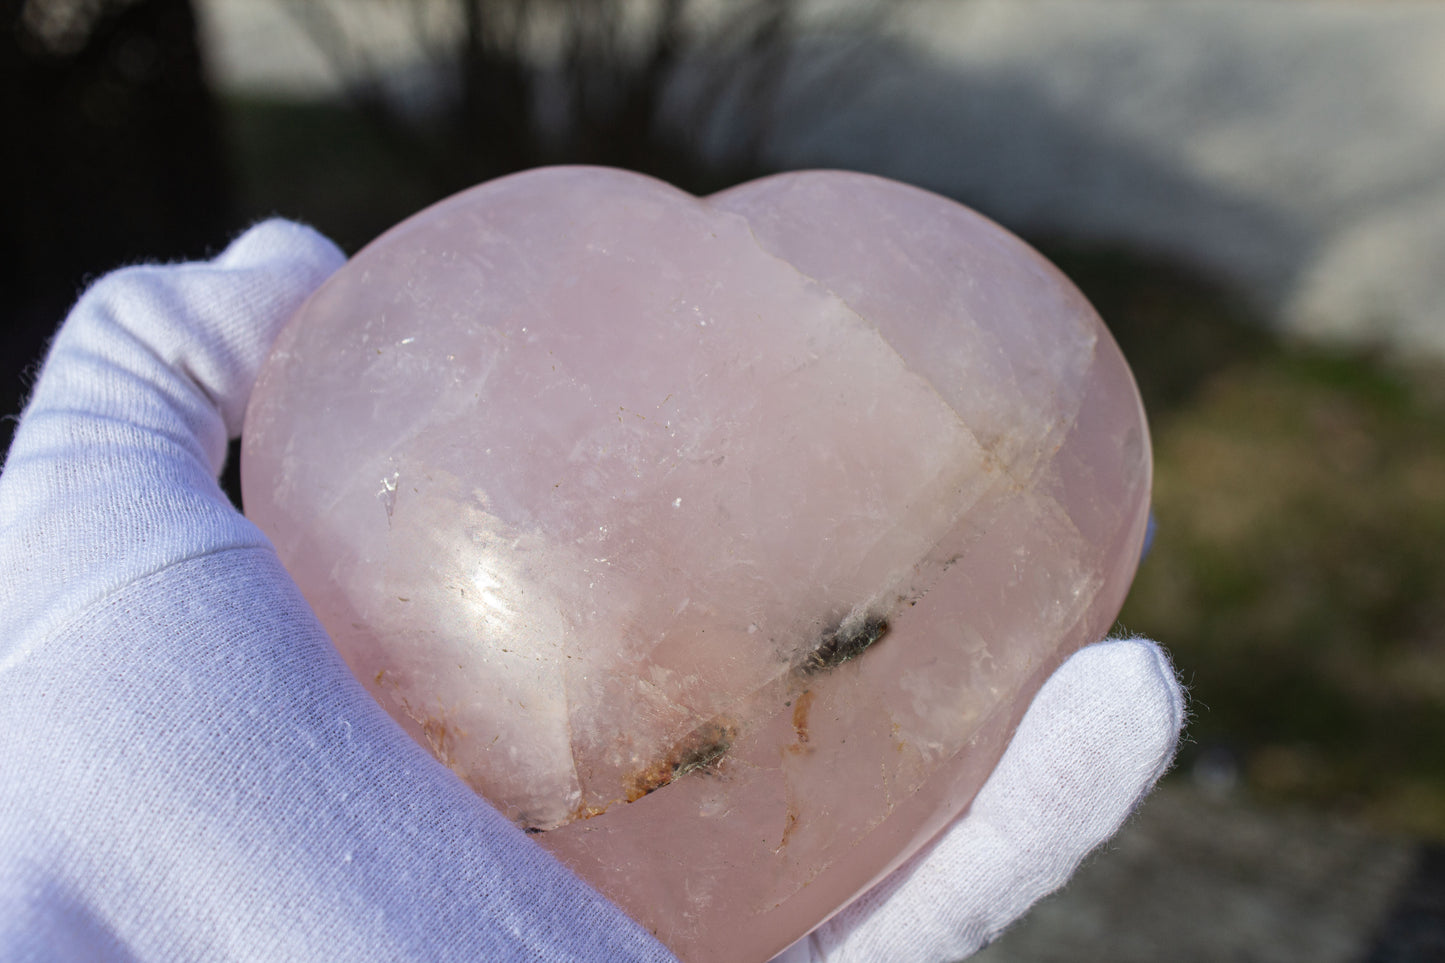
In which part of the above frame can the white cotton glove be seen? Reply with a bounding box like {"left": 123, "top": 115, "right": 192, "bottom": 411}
{"left": 0, "top": 220, "right": 1184, "bottom": 963}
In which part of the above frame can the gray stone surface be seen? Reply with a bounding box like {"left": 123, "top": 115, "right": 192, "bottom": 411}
{"left": 973, "top": 782, "right": 1418, "bottom": 963}
{"left": 763, "top": 1, "right": 1445, "bottom": 357}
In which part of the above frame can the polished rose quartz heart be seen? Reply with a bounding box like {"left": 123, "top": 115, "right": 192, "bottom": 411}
{"left": 241, "top": 167, "right": 1150, "bottom": 962}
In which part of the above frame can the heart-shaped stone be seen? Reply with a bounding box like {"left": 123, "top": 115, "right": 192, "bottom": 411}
{"left": 242, "top": 167, "right": 1150, "bottom": 962}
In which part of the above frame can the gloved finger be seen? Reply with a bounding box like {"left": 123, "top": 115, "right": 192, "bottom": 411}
{"left": 0, "top": 221, "right": 343, "bottom": 664}
{"left": 784, "top": 637, "right": 1184, "bottom": 963}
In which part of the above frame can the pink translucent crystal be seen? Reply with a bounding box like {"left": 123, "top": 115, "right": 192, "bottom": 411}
{"left": 241, "top": 167, "right": 1150, "bottom": 963}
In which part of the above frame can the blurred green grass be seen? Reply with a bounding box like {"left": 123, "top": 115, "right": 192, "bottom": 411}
{"left": 1047, "top": 243, "right": 1445, "bottom": 841}
{"left": 229, "top": 96, "right": 1445, "bottom": 842}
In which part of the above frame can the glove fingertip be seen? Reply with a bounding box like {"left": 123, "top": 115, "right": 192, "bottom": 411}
{"left": 205, "top": 221, "right": 347, "bottom": 437}
{"left": 217, "top": 219, "right": 347, "bottom": 286}
{"left": 1064, "top": 636, "right": 1187, "bottom": 786}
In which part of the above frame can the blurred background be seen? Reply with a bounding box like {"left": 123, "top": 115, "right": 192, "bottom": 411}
{"left": 4, "top": 0, "right": 1443, "bottom": 958}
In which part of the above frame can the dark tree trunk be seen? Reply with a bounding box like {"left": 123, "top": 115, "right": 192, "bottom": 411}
{"left": 1, "top": 0, "right": 233, "bottom": 454}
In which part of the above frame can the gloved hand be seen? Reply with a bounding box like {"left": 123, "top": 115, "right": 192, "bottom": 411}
{"left": 0, "top": 221, "right": 1183, "bottom": 963}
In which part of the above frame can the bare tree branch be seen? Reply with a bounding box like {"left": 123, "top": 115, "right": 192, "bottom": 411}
{"left": 289, "top": 0, "right": 898, "bottom": 195}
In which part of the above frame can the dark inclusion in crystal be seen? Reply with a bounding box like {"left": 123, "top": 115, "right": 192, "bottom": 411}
{"left": 797, "top": 616, "right": 890, "bottom": 676}
{"left": 625, "top": 720, "right": 736, "bottom": 802}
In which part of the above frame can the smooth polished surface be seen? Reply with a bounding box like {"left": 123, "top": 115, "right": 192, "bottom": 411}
{"left": 242, "top": 167, "right": 1151, "bottom": 962}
